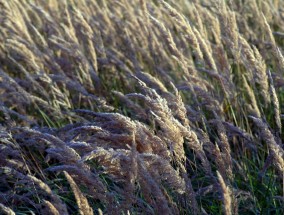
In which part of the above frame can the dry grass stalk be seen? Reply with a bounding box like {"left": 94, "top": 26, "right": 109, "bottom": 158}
{"left": 262, "top": 13, "right": 284, "bottom": 72}
{"left": 63, "top": 171, "right": 93, "bottom": 215}
{"left": 40, "top": 200, "right": 60, "bottom": 215}
{"left": 0, "top": 203, "right": 16, "bottom": 215}
{"left": 238, "top": 36, "right": 270, "bottom": 104}
{"left": 242, "top": 75, "right": 261, "bottom": 118}
{"left": 213, "top": 113, "right": 233, "bottom": 180}
{"left": 159, "top": 0, "right": 203, "bottom": 61}
{"left": 217, "top": 171, "right": 232, "bottom": 215}
{"left": 218, "top": 4, "right": 239, "bottom": 61}
{"left": 250, "top": 117, "right": 284, "bottom": 174}
{"left": 268, "top": 70, "right": 282, "bottom": 134}
{"left": 148, "top": 14, "right": 190, "bottom": 76}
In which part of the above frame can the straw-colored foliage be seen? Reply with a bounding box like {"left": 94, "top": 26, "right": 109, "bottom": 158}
{"left": 0, "top": 0, "right": 284, "bottom": 214}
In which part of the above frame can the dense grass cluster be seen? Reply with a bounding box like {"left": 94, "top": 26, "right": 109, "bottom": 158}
{"left": 1, "top": 0, "right": 284, "bottom": 214}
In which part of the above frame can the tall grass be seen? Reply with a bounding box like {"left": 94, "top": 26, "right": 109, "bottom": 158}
{"left": 0, "top": 0, "right": 284, "bottom": 214}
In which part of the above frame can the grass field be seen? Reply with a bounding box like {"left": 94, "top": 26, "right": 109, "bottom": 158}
{"left": 0, "top": 0, "right": 284, "bottom": 214}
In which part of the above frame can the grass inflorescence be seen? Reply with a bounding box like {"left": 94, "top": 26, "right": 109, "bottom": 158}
{"left": 0, "top": 0, "right": 284, "bottom": 214}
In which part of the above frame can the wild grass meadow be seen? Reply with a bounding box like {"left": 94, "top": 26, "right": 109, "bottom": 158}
{"left": 0, "top": 0, "right": 284, "bottom": 214}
